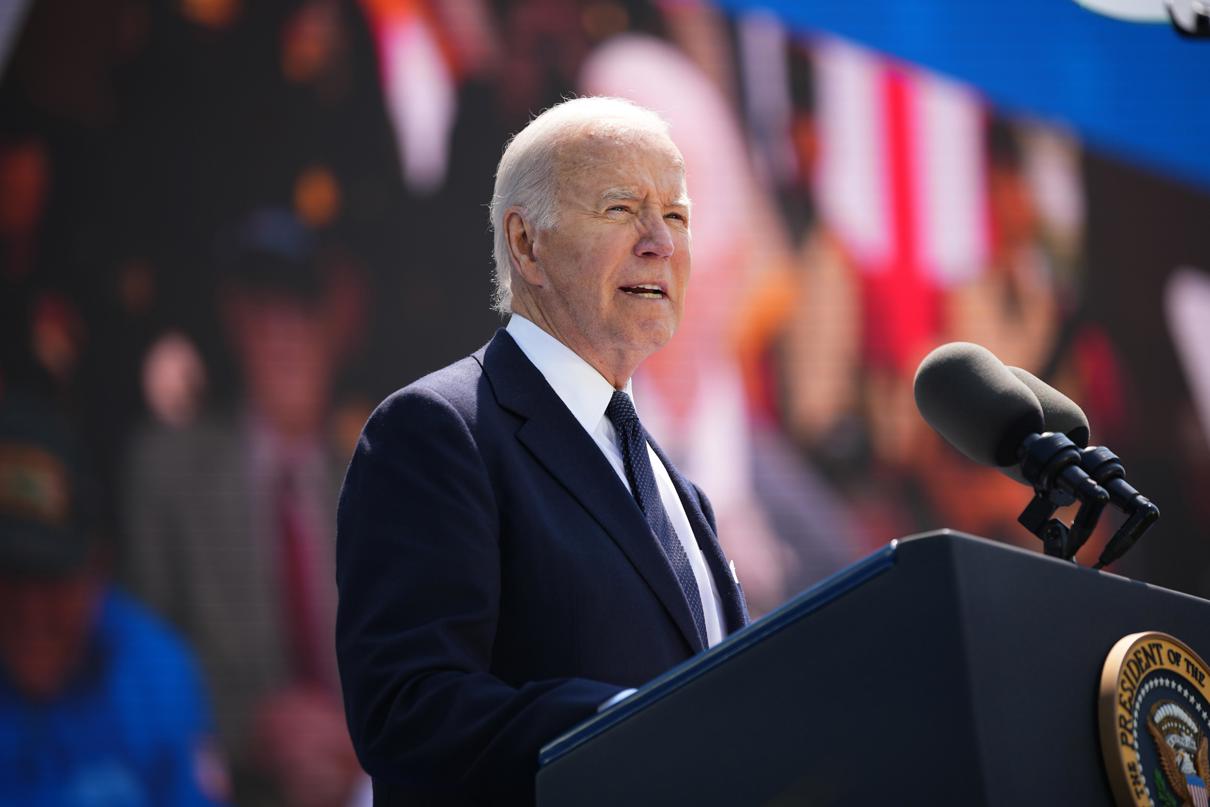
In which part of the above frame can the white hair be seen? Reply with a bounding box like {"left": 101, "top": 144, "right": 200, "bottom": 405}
{"left": 488, "top": 96, "right": 673, "bottom": 314}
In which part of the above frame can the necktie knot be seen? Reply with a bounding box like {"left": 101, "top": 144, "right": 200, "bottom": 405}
{"left": 605, "top": 389, "right": 640, "bottom": 436}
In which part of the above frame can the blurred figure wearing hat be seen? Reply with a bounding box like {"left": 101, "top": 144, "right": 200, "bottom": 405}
{"left": 122, "top": 209, "right": 365, "bottom": 807}
{"left": 0, "top": 391, "right": 226, "bottom": 806}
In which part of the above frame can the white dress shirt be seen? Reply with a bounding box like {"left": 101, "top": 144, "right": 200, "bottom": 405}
{"left": 506, "top": 315, "right": 726, "bottom": 648}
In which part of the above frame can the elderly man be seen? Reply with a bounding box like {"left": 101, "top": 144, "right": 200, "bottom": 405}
{"left": 335, "top": 97, "right": 748, "bottom": 806}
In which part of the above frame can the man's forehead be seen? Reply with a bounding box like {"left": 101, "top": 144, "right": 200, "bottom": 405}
{"left": 556, "top": 131, "right": 686, "bottom": 197}
{"left": 558, "top": 124, "right": 681, "bottom": 165}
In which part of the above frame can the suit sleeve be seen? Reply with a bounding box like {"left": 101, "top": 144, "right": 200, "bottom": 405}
{"left": 335, "top": 385, "right": 621, "bottom": 803}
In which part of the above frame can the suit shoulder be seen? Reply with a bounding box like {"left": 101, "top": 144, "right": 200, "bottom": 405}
{"left": 371, "top": 353, "right": 488, "bottom": 430}
{"left": 412, "top": 352, "right": 486, "bottom": 403}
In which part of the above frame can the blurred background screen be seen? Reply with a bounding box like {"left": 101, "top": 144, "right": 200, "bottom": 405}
{"left": 1, "top": 1, "right": 1208, "bottom": 805}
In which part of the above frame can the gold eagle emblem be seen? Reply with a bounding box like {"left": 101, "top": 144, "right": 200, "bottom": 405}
{"left": 1148, "top": 700, "right": 1210, "bottom": 806}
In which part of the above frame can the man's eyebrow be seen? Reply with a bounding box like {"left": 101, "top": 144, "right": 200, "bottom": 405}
{"left": 599, "top": 187, "right": 642, "bottom": 204}
{"left": 667, "top": 194, "right": 691, "bottom": 210}
{"left": 598, "top": 187, "right": 692, "bottom": 209}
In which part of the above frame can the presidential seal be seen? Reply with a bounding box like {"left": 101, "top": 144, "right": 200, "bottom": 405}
{"left": 1100, "top": 632, "right": 1210, "bottom": 807}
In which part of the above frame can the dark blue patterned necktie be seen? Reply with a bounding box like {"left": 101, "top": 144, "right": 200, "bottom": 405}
{"left": 605, "top": 390, "right": 708, "bottom": 648}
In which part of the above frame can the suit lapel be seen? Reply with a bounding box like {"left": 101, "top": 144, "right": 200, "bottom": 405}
{"left": 477, "top": 330, "right": 706, "bottom": 654}
{"left": 647, "top": 437, "right": 750, "bottom": 634}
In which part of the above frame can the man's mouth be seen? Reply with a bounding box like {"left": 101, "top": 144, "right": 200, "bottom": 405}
{"left": 619, "top": 284, "right": 666, "bottom": 299}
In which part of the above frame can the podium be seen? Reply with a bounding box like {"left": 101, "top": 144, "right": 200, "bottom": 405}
{"left": 536, "top": 531, "right": 1210, "bottom": 805}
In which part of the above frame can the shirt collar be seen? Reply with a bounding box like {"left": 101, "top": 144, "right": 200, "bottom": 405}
{"left": 505, "top": 314, "right": 635, "bottom": 435}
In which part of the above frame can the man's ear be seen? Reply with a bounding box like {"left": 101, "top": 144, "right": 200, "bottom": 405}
{"left": 505, "top": 209, "right": 544, "bottom": 287}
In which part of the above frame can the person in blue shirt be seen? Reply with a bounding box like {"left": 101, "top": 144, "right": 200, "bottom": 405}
{"left": 0, "top": 393, "right": 227, "bottom": 806}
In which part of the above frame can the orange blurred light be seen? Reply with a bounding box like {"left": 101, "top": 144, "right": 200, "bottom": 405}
{"left": 282, "top": 2, "right": 340, "bottom": 83}
{"left": 294, "top": 165, "right": 341, "bottom": 228}
{"left": 581, "top": 2, "right": 629, "bottom": 42}
{"left": 180, "top": 0, "right": 241, "bottom": 30}
{"left": 0, "top": 140, "right": 50, "bottom": 238}
{"left": 31, "top": 293, "right": 84, "bottom": 385}
{"left": 118, "top": 259, "right": 156, "bottom": 315}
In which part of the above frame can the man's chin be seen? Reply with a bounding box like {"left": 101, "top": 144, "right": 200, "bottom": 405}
{"left": 622, "top": 322, "right": 678, "bottom": 360}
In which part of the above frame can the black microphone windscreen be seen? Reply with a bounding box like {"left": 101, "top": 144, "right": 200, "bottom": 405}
{"left": 913, "top": 342, "right": 1044, "bottom": 467}
{"left": 1006, "top": 367, "right": 1091, "bottom": 448}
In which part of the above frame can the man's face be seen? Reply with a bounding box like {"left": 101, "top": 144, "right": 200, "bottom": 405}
{"left": 0, "top": 570, "right": 101, "bottom": 700}
{"left": 524, "top": 128, "right": 691, "bottom": 384}
{"left": 228, "top": 293, "right": 335, "bottom": 439}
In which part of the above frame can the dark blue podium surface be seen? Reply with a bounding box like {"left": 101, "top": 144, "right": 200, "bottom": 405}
{"left": 536, "top": 530, "right": 1210, "bottom": 806}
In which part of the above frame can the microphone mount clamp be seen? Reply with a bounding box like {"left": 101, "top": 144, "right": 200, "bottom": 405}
{"left": 1015, "top": 432, "right": 1109, "bottom": 561}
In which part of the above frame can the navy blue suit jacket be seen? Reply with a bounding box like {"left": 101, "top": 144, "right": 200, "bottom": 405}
{"left": 335, "top": 329, "right": 748, "bottom": 805}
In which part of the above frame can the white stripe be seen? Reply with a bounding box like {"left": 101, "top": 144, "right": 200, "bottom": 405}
{"left": 1166, "top": 267, "right": 1210, "bottom": 456}
{"left": 0, "top": 0, "right": 33, "bottom": 73}
{"left": 914, "top": 70, "right": 987, "bottom": 286}
{"left": 381, "top": 18, "right": 454, "bottom": 194}
{"left": 737, "top": 10, "right": 796, "bottom": 183}
{"left": 815, "top": 37, "right": 889, "bottom": 272}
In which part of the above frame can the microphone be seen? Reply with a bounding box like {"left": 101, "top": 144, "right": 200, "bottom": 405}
{"left": 1006, "top": 366, "right": 1090, "bottom": 448}
{"left": 1005, "top": 367, "right": 1159, "bottom": 569}
{"left": 998, "top": 366, "right": 1090, "bottom": 486}
{"left": 912, "top": 342, "right": 1045, "bottom": 468}
{"left": 914, "top": 343, "right": 1109, "bottom": 559}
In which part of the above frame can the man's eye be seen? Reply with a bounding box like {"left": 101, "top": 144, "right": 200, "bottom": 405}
{"left": 608, "top": 205, "right": 632, "bottom": 214}
{"left": 665, "top": 212, "right": 687, "bottom": 222}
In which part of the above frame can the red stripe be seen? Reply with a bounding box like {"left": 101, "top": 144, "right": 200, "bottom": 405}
{"left": 885, "top": 68, "right": 916, "bottom": 265}
{"left": 861, "top": 64, "right": 940, "bottom": 374}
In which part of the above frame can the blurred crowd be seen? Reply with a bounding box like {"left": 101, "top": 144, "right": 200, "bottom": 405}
{"left": 2, "top": 0, "right": 1207, "bottom": 805}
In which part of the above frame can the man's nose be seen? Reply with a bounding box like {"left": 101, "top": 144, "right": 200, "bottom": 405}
{"left": 634, "top": 213, "right": 674, "bottom": 259}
